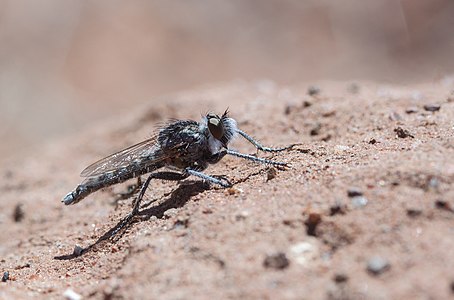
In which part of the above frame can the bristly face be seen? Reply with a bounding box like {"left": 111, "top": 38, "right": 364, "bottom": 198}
{"left": 204, "top": 110, "right": 238, "bottom": 152}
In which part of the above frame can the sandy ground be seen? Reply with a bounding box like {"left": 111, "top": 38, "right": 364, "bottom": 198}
{"left": 0, "top": 80, "right": 453, "bottom": 299}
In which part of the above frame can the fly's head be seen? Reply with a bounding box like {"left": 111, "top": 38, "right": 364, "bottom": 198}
{"left": 204, "top": 110, "right": 238, "bottom": 150}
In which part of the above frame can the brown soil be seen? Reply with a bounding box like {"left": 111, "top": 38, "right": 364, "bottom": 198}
{"left": 1, "top": 80, "right": 453, "bottom": 299}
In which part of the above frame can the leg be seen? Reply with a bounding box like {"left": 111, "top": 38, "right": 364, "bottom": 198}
{"left": 237, "top": 129, "right": 298, "bottom": 152}
{"left": 131, "top": 171, "right": 190, "bottom": 214}
{"left": 111, "top": 171, "right": 189, "bottom": 237}
{"left": 226, "top": 149, "right": 289, "bottom": 167}
{"left": 185, "top": 168, "right": 232, "bottom": 187}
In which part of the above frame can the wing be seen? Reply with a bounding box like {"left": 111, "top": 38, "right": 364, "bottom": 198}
{"left": 80, "top": 134, "right": 167, "bottom": 177}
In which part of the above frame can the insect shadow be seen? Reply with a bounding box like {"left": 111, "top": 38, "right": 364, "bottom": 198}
{"left": 54, "top": 180, "right": 208, "bottom": 260}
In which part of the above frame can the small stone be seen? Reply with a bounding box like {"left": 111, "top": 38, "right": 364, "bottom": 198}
{"left": 347, "top": 187, "right": 363, "bottom": 198}
{"left": 351, "top": 196, "right": 368, "bottom": 208}
{"left": 367, "top": 256, "right": 390, "bottom": 275}
{"left": 302, "top": 100, "right": 312, "bottom": 107}
{"left": 333, "top": 273, "right": 349, "bottom": 283}
{"left": 389, "top": 111, "right": 402, "bottom": 121}
{"left": 13, "top": 203, "right": 25, "bottom": 222}
{"left": 406, "top": 208, "right": 422, "bottom": 217}
{"left": 329, "top": 203, "right": 346, "bottom": 216}
{"left": 263, "top": 252, "right": 290, "bottom": 270}
{"left": 235, "top": 210, "right": 250, "bottom": 221}
{"left": 163, "top": 208, "right": 178, "bottom": 218}
{"left": 435, "top": 200, "right": 453, "bottom": 213}
{"left": 423, "top": 103, "right": 441, "bottom": 112}
{"left": 394, "top": 127, "right": 414, "bottom": 138}
{"left": 405, "top": 106, "right": 418, "bottom": 114}
{"left": 174, "top": 216, "right": 189, "bottom": 228}
{"left": 266, "top": 167, "right": 277, "bottom": 181}
{"left": 305, "top": 213, "right": 322, "bottom": 236}
{"left": 226, "top": 187, "right": 242, "bottom": 195}
{"left": 73, "top": 245, "right": 84, "bottom": 257}
{"left": 289, "top": 241, "right": 319, "bottom": 266}
{"left": 307, "top": 85, "right": 320, "bottom": 96}
{"left": 2, "top": 271, "right": 9, "bottom": 282}
{"left": 63, "top": 288, "right": 82, "bottom": 300}
{"left": 347, "top": 82, "right": 360, "bottom": 94}
{"left": 310, "top": 123, "right": 322, "bottom": 136}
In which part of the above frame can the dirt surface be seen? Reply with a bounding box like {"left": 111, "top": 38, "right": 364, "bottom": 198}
{"left": 1, "top": 80, "right": 453, "bottom": 299}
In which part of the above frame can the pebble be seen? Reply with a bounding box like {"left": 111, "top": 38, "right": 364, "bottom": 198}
{"left": 307, "top": 85, "right": 320, "bottom": 96}
{"left": 13, "top": 203, "right": 24, "bottom": 222}
{"left": 305, "top": 213, "right": 322, "bottom": 236}
{"left": 63, "top": 288, "right": 82, "bottom": 300}
{"left": 351, "top": 196, "right": 368, "bottom": 208}
{"left": 2, "top": 271, "right": 9, "bottom": 282}
{"left": 405, "top": 106, "right": 418, "bottom": 114}
{"left": 423, "top": 103, "right": 441, "bottom": 112}
{"left": 163, "top": 208, "right": 178, "bottom": 218}
{"left": 389, "top": 111, "right": 402, "bottom": 121}
{"left": 263, "top": 252, "right": 289, "bottom": 270}
{"left": 406, "top": 208, "right": 422, "bottom": 217}
{"left": 347, "top": 82, "right": 360, "bottom": 94}
{"left": 235, "top": 210, "right": 250, "bottom": 221}
{"left": 266, "top": 167, "right": 277, "bottom": 181}
{"left": 289, "top": 241, "right": 319, "bottom": 266}
{"left": 435, "top": 200, "right": 454, "bottom": 213}
{"left": 367, "top": 256, "right": 390, "bottom": 275}
{"left": 310, "top": 123, "right": 322, "bottom": 136}
{"left": 73, "top": 245, "right": 84, "bottom": 257}
{"left": 347, "top": 187, "right": 363, "bottom": 198}
{"left": 333, "top": 273, "right": 349, "bottom": 283}
{"left": 394, "top": 127, "right": 414, "bottom": 138}
{"left": 329, "top": 203, "right": 347, "bottom": 216}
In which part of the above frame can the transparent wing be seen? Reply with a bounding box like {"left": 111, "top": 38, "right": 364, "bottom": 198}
{"left": 81, "top": 135, "right": 165, "bottom": 177}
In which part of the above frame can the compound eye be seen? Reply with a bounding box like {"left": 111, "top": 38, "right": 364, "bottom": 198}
{"left": 207, "top": 114, "right": 224, "bottom": 140}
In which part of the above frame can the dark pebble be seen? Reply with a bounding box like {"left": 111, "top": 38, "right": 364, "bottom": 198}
{"left": 435, "top": 200, "right": 454, "bottom": 213}
{"left": 394, "top": 127, "right": 414, "bottom": 138}
{"left": 13, "top": 203, "right": 24, "bottom": 222}
{"left": 367, "top": 256, "right": 390, "bottom": 275}
{"left": 405, "top": 106, "right": 418, "bottom": 114}
{"left": 307, "top": 85, "right": 320, "bottom": 96}
{"left": 305, "top": 213, "right": 322, "bottom": 236}
{"left": 263, "top": 252, "right": 290, "bottom": 270}
{"left": 72, "top": 245, "right": 84, "bottom": 257}
{"left": 333, "top": 273, "right": 349, "bottom": 283}
{"left": 310, "top": 123, "right": 322, "bottom": 136}
{"left": 423, "top": 104, "right": 441, "bottom": 112}
{"left": 2, "top": 271, "right": 9, "bottom": 282}
{"left": 406, "top": 208, "right": 422, "bottom": 217}
{"left": 302, "top": 100, "right": 312, "bottom": 107}
{"left": 266, "top": 167, "right": 277, "bottom": 181}
{"left": 330, "top": 203, "right": 346, "bottom": 216}
{"left": 347, "top": 188, "right": 363, "bottom": 198}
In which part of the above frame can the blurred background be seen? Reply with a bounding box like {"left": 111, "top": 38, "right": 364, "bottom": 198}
{"left": 1, "top": 0, "right": 453, "bottom": 161}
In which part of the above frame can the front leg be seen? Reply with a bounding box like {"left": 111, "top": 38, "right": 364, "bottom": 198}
{"left": 226, "top": 149, "right": 289, "bottom": 168}
{"left": 237, "top": 129, "right": 298, "bottom": 152}
{"left": 184, "top": 168, "right": 232, "bottom": 188}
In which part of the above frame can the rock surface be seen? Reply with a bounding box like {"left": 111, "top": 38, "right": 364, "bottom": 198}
{"left": 0, "top": 80, "right": 453, "bottom": 299}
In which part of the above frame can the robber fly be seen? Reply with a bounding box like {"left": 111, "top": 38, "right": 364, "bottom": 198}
{"left": 63, "top": 110, "right": 295, "bottom": 232}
